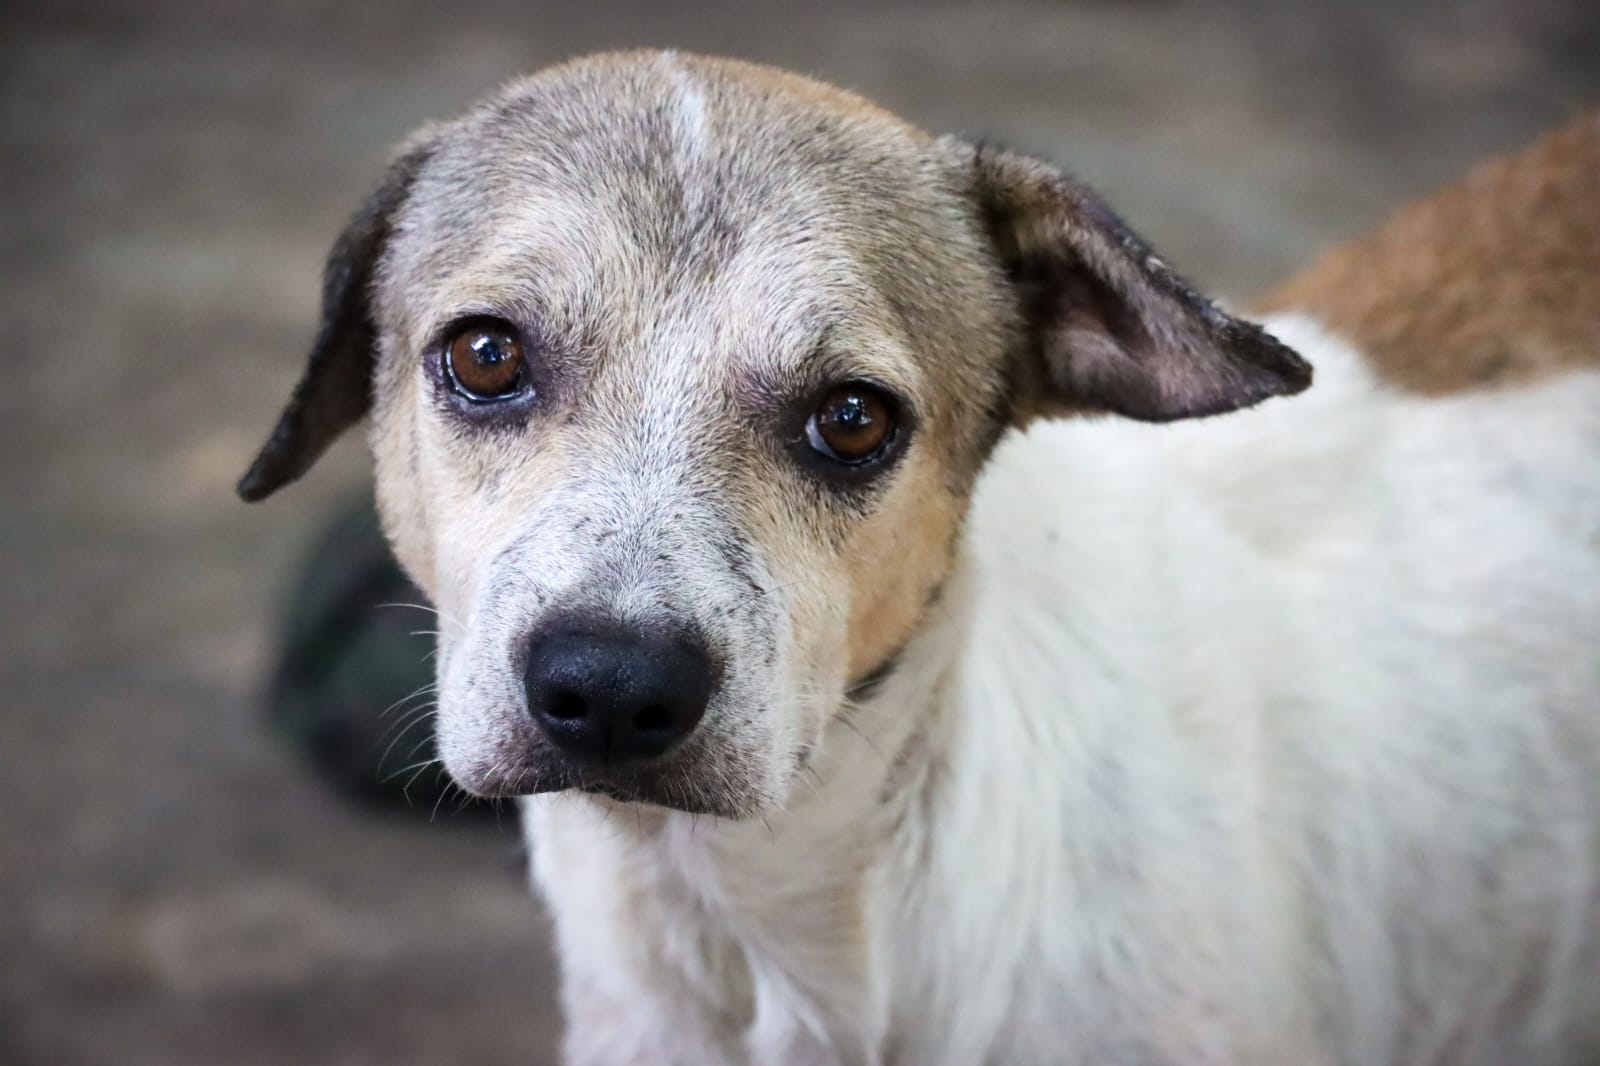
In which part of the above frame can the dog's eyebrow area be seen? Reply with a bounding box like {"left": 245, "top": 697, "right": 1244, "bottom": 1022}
{"left": 727, "top": 315, "right": 923, "bottom": 416}
{"left": 386, "top": 202, "right": 620, "bottom": 359}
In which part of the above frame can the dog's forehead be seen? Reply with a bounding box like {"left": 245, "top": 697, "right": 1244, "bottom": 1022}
{"left": 458, "top": 50, "right": 932, "bottom": 203}
{"left": 380, "top": 53, "right": 957, "bottom": 351}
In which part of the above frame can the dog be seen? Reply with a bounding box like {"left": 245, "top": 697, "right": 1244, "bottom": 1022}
{"left": 239, "top": 51, "right": 1600, "bottom": 1065}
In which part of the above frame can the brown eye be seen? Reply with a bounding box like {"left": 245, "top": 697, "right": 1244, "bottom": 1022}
{"left": 445, "top": 322, "right": 526, "bottom": 400}
{"left": 806, "top": 384, "right": 896, "bottom": 464}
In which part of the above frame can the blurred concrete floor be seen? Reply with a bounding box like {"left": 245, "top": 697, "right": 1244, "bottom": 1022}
{"left": 0, "top": 1, "right": 1595, "bottom": 1063}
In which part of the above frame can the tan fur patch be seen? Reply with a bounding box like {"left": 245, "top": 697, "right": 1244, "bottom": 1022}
{"left": 693, "top": 53, "right": 917, "bottom": 131}
{"left": 1257, "top": 111, "right": 1600, "bottom": 393}
{"left": 841, "top": 461, "right": 963, "bottom": 685}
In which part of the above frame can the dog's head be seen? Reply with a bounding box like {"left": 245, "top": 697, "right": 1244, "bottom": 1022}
{"left": 241, "top": 52, "right": 1309, "bottom": 817}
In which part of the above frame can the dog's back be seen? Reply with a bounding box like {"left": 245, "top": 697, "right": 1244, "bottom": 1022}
{"left": 955, "top": 112, "right": 1600, "bottom": 1064}
{"left": 1260, "top": 110, "right": 1600, "bottom": 393}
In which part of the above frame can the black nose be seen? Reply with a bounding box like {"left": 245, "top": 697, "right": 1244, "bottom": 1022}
{"left": 523, "top": 623, "right": 713, "bottom": 761}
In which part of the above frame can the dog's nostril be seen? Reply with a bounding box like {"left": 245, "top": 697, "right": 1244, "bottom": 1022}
{"left": 548, "top": 689, "right": 588, "bottom": 721}
{"left": 634, "top": 704, "right": 671, "bottom": 732}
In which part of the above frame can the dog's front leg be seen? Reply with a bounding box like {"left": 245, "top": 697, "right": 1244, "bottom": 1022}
{"left": 558, "top": 969, "right": 744, "bottom": 1066}
{"left": 745, "top": 1002, "right": 881, "bottom": 1066}
{"left": 530, "top": 804, "right": 749, "bottom": 1066}
{"left": 549, "top": 900, "right": 749, "bottom": 1066}
{"left": 742, "top": 951, "right": 885, "bottom": 1066}
{"left": 540, "top": 896, "right": 750, "bottom": 1066}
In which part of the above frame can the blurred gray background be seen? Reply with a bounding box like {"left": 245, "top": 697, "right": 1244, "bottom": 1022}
{"left": 2, "top": 1, "right": 1596, "bottom": 1063}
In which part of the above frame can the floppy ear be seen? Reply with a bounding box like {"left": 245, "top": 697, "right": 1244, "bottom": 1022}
{"left": 237, "top": 141, "right": 434, "bottom": 502}
{"left": 965, "top": 143, "right": 1312, "bottom": 423}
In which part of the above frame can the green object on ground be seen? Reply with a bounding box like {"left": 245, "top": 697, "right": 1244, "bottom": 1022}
{"left": 266, "top": 496, "right": 479, "bottom": 814}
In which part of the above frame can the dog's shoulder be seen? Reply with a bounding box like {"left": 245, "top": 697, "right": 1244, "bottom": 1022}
{"left": 1257, "top": 110, "right": 1600, "bottom": 395}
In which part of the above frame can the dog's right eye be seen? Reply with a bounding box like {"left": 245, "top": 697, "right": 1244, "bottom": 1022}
{"left": 444, "top": 321, "right": 527, "bottom": 401}
{"left": 806, "top": 383, "right": 897, "bottom": 465}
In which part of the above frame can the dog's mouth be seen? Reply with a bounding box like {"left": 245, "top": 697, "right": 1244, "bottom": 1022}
{"left": 573, "top": 779, "right": 654, "bottom": 805}
{"left": 570, "top": 775, "right": 751, "bottom": 817}
{"left": 459, "top": 756, "right": 754, "bottom": 818}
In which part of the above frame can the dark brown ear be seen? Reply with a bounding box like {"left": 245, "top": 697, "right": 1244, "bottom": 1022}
{"left": 237, "top": 142, "right": 434, "bottom": 502}
{"left": 967, "top": 144, "right": 1312, "bottom": 423}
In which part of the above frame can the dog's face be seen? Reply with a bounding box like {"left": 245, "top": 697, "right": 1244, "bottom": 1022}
{"left": 240, "top": 52, "right": 1309, "bottom": 817}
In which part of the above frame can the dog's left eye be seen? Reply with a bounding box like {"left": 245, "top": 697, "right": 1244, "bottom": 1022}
{"left": 806, "top": 384, "right": 896, "bottom": 465}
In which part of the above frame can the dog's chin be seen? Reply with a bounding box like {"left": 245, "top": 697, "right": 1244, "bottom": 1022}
{"left": 449, "top": 758, "right": 762, "bottom": 820}
{"left": 569, "top": 779, "right": 753, "bottom": 818}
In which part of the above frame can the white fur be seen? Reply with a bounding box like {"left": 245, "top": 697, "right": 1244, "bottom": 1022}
{"left": 664, "top": 52, "right": 710, "bottom": 162}
{"left": 526, "top": 315, "right": 1600, "bottom": 1065}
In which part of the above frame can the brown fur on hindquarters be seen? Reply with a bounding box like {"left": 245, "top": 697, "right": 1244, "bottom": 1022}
{"left": 1258, "top": 110, "right": 1600, "bottom": 393}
